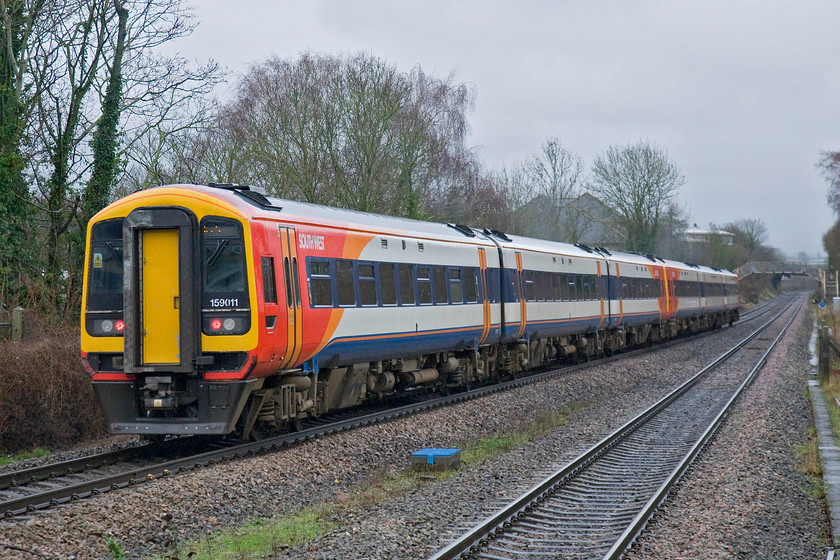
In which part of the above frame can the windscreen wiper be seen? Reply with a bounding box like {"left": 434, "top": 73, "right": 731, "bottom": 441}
{"left": 206, "top": 238, "right": 229, "bottom": 267}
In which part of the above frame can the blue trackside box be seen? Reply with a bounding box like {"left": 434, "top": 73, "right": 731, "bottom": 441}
{"left": 411, "top": 448, "right": 461, "bottom": 472}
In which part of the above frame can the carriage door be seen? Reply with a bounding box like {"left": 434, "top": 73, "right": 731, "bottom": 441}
{"left": 478, "top": 248, "right": 491, "bottom": 344}
{"left": 515, "top": 252, "right": 526, "bottom": 339}
{"left": 277, "top": 226, "right": 303, "bottom": 369}
{"left": 123, "top": 208, "right": 196, "bottom": 373}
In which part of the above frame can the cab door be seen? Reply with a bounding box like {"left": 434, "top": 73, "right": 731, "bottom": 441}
{"left": 141, "top": 229, "right": 180, "bottom": 364}
{"left": 123, "top": 207, "right": 197, "bottom": 374}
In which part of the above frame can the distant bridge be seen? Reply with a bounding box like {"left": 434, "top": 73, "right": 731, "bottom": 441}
{"left": 735, "top": 261, "right": 836, "bottom": 298}
{"left": 735, "top": 261, "right": 823, "bottom": 281}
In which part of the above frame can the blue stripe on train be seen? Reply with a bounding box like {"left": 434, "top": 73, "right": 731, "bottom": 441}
{"left": 314, "top": 326, "right": 494, "bottom": 366}
{"left": 502, "top": 316, "right": 602, "bottom": 342}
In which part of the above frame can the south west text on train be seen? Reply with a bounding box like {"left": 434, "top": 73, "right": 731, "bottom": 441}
{"left": 80, "top": 183, "right": 739, "bottom": 438}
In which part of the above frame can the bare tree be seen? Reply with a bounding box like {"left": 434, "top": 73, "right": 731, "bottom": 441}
{"left": 389, "top": 66, "right": 471, "bottom": 219}
{"left": 426, "top": 152, "right": 514, "bottom": 232}
{"left": 218, "top": 53, "right": 337, "bottom": 204}
{"left": 213, "top": 51, "right": 474, "bottom": 219}
{"left": 490, "top": 160, "right": 532, "bottom": 236}
{"left": 97, "top": 1, "right": 222, "bottom": 195}
{"left": 28, "top": 0, "right": 111, "bottom": 307}
{"left": 0, "top": 0, "right": 52, "bottom": 305}
{"left": 82, "top": 0, "right": 127, "bottom": 224}
{"left": 721, "top": 218, "right": 776, "bottom": 264}
{"left": 820, "top": 151, "right": 840, "bottom": 215}
{"left": 589, "top": 140, "right": 685, "bottom": 254}
{"left": 527, "top": 137, "right": 582, "bottom": 240}
{"left": 118, "top": 91, "right": 222, "bottom": 194}
{"left": 652, "top": 201, "right": 689, "bottom": 259}
{"left": 825, "top": 220, "right": 840, "bottom": 270}
{"left": 732, "top": 218, "right": 769, "bottom": 254}
{"left": 15, "top": 0, "right": 220, "bottom": 317}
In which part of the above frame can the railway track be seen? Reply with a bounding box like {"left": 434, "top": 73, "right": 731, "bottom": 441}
{"left": 0, "top": 296, "right": 789, "bottom": 521}
{"left": 427, "top": 295, "right": 801, "bottom": 560}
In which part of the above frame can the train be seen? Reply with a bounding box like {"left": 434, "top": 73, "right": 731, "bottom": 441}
{"left": 81, "top": 183, "right": 740, "bottom": 439}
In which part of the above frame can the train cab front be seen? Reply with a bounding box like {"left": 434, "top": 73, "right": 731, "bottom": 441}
{"left": 81, "top": 200, "right": 260, "bottom": 436}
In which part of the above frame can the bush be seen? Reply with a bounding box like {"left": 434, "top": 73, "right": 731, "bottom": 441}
{"left": 0, "top": 330, "right": 108, "bottom": 453}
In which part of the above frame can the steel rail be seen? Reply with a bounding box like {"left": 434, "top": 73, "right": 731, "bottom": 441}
{"left": 602, "top": 296, "right": 802, "bottom": 559}
{"left": 0, "top": 436, "right": 216, "bottom": 492}
{"left": 0, "top": 297, "right": 786, "bottom": 520}
{"left": 426, "top": 296, "right": 799, "bottom": 560}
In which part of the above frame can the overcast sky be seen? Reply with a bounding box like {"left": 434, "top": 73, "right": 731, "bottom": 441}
{"left": 172, "top": 0, "right": 840, "bottom": 258}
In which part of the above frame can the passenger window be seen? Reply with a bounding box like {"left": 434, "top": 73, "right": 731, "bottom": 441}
{"left": 336, "top": 259, "right": 355, "bottom": 306}
{"left": 283, "top": 257, "right": 292, "bottom": 308}
{"left": 380, "top": 263, "right": 397, "bottom": 305}
{"left": 358, "top": 263, "right": 377, "bottom": 306}
{"left": 449, "top": 268, "right": 463, "bottom": 304}
{"left": 540, "top": 272, "right": 551, "bottom": 301}
{"left": 399, "top": 263, "right": 415, "bottom": 305}
{"left": 434, "top": 266, "right": 448, "bottom": 304}
{"left": 551, "top": 273, "right": 561, "bottom": 301}
{"left": 464, "top": 267, "right": 477, "bottom": 303}
{"left": 566, "top": 274, "right": 578, "bottom": 301}
{"left": 417, "top": 266, "right": 432, "bottom": 304}
{"left": 524, "top": 271, "right": 535, "bottom": 302}
{"left": 581, "top": 275, "right": 590, "bottom": 300}
{"left": 486, "top": 269, "right": 497, "bottom": 303}
{"left": 309, "top": 259, "right": 333, "bottom": 307}
{"left": 261, "top": 257, "right": 277, "bottom": 304}
{"left": 292, "top": 257, "right": 301, "bottom": 308}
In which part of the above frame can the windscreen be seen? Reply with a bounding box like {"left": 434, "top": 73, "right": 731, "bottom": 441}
{"left": 201, "top": 217, "right": 249, "bottom": 310}
{"left": 87, "top": 218, "right": 124, "bottom": 311}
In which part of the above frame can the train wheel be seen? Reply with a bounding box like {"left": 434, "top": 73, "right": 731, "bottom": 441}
{"left": 291, "top": 416, "right": 304, "bottom": 432}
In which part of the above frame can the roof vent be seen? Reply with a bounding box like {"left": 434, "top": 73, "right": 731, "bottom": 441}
{"left": 447, "top": 223, "right": 477, "bottom": 237}
{"left": 208, "top": 182, "right": 277, "bottom": 210}
{"left": 482, "top": 228, "right": 511, "bottom": 242}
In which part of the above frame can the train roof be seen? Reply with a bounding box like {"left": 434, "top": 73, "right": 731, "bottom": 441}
{"left": 162, "top": 183, "right": 499, "bottom": 246}
{"left": 473, "top": 231, "right": 610, "bottom": 260}
{"left": 129, "top": 184, "right": 736, "bottom": 278}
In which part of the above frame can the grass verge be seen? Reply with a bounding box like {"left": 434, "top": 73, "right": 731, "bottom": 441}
{"left": 0, "top": 447, "right": 50, "bottom": 467}
{"left": 143, "top": 406, "right": 577, "bottom": 559}
{"left": 820, "top": 371, "right": 840, "bottom": 444}
{"left": 795, "top": 427, "right": 825, "bottom": 499}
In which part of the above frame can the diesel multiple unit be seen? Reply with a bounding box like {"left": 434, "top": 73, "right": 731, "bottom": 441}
{"left": 81, "top": 184, "right": 739, "bottom": 438}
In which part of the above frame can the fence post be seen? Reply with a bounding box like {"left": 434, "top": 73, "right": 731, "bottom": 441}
{"left": 820, "top": 326, "right": 831, "bottom": 383}
{"left": 11, "top": 306, "right": 22, "bottom": 342}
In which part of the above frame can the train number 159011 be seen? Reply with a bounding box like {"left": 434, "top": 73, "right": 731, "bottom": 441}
{"left": 210, "top": 298, "right": 239, "bottom": 308}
